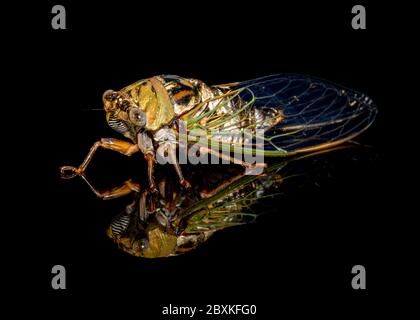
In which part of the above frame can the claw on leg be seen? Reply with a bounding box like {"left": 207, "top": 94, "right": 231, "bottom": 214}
{"left": 60, "top": 165, "right": 83, "bottom": 179}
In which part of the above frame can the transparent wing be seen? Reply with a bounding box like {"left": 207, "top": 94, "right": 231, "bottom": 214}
{"left": 226, "top": 74, "right": 377, "bottom": 155}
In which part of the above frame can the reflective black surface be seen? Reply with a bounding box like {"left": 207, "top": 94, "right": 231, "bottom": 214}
{"left": 62, "top": 149, "right": 373, "bottom": 259}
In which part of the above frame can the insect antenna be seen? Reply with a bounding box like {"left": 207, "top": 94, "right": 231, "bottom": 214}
{"left": 82, "top": 108, "right": 105, "bottom": 112}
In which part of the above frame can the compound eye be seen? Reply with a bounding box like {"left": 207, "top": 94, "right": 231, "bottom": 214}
{"left": 103, "top": 89, "right": 116, "bottom": 102}
{"left": 129, "top": 107, "right": 146, "bottom": 127}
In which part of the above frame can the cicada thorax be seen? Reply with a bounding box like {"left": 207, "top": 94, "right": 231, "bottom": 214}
{"left": 120, "top": 75, "right": 207, "bottom": 131}
{"left": 122, "top": 77, "right": 176, "bottom": 131}
{"left": 158, "top": 75, "right": 206, "bottom": 115}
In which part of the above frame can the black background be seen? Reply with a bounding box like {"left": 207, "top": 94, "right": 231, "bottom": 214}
{"left": 6, "top": 0, "right": 416, "bottom": 317}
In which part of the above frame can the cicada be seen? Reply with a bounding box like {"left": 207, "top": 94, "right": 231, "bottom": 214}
{"left": 60, "top": 74, "right": 377, "bottom": 189}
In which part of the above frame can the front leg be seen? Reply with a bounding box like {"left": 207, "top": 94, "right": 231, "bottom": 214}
{"left": 60, "top": 138, "right": 139, "bottom": 177}
{"left": 79, "top": 175, "right": 140, "bottom": 200}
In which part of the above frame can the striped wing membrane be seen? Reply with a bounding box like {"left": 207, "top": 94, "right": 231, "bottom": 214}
{"left": 230, "top": 74, "right": 377, "bottom": 155}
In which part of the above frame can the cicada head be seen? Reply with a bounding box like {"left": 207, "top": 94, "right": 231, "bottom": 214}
{"left": 102, "top": 89, "right": 147, "bottom": 142}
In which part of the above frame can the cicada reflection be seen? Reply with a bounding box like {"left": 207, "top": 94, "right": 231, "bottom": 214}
{"left": 78, "top": 159, "right": 289, "bottom": 258}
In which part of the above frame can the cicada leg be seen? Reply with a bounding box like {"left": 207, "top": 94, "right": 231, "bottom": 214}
{"left": 60, "top": 138, "right": 139, "bottom": 178}
{"left": 168, "top": 147, "right": 191, "bottom": 189}
{"left": 78, "top": 174, "right": 141, "bottom": 200}
{"left": 198, "top": 146, "right": 267, "bottom": 169}
{"left": 144, "top": 152, "right": 158, "bottom": 193}
{"left": 199, "top": 171, "right": 246, "bottom": 199}
{"left": 157, "top": 141, "right": 191, "bottom": 189}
